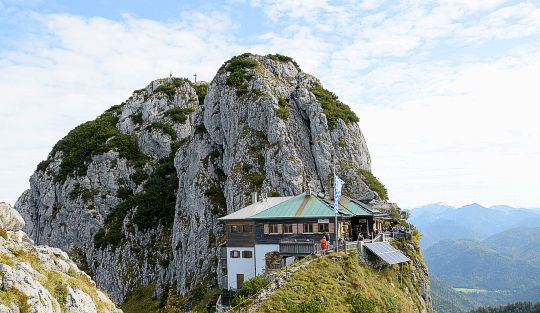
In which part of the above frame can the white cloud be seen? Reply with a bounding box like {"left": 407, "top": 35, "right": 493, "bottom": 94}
{"left": 361, "top": 45, "right": 540, "bottom": 208}
{"left": 0, "top": 11, "right": 242, "bottom": 204}
{"left": 1, "top": 0, "right": 540, "bottom": 210}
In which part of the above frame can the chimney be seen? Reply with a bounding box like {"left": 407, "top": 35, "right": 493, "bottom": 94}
{"left": 251, "top": 192, "right": 258, "bottom": 204}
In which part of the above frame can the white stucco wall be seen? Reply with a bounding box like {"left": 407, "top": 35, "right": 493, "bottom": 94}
{"left": 254, "top": 244, "right": 280, "bottom": 276}
{"left": 226, "top": 247, "right": 255, "bottom": 290}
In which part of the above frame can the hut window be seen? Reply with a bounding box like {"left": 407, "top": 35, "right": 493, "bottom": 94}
{"left": 242, "top": 251, "right": 253, "bottom": 258}
{"left": 318, "top": 223, "right": 329, "bottom": 233}
{"left": 283, "top": 224, "right": 293, "bottom": 234}
{"left": 230, "top": 250, "right": 240, "bottom": 258}
{"left": 303, "top": 223, "right": 314, "bottom": 233}
{"left": 269, "top": 224, "right": 279, "bottom": 234}
{"left": 229, "top": 224, "right": 252, "bottom": 233}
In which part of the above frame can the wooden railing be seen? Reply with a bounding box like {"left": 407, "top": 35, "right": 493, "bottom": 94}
{"left": 279, "top": 239, "right": 318, "bottom": 256}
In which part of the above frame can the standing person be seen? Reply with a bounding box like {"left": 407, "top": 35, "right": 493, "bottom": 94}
{"left": 320, "top": 236, "right": 328, "bottom": 255}
{"left": 324, "top": 231, "right": 330, "bottom": 243}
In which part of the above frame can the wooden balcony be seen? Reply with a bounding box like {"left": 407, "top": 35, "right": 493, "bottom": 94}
{"left": 279, "top": 239, "right": 319, "bottom": 256}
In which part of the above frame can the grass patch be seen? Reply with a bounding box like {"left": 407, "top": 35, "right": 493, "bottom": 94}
{"left": 357, "top": 169, "right": 388, "bottom": 200}
{"left": 275, "top": 107, "right": 289, "bottom": 120}
{"left": 255, "top": 253, "right": 416, "bottom": 313}
{"left": 0, "top": 250, "right": 113, "bottom": 312}
{"left": 0, "top": 228, "right": 7, "bottom": 240}
{"left": 311, "top": 84, "right": 359, "bottom": 129}
{"left": 231, "top": 276, "right": 271, "bottom": 307}
{"left": 0, "top": 287, "right": 30, "bottom": 313}
{"left": 121, "top": 283, "right": 162, "bottom": 313}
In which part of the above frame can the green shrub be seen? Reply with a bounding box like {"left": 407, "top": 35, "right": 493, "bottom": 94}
{"left": 266, "top": 54, "right": 300, "bottom": 68}
{"left": 172, "top": 77, "right": 189, "bottom": 87}
{"left": 231, "top": 276, "right": 270, "bottom": 307}
{"left": 204, "top": 187, "right": 227, "bottom": 216}
{"left": 193, "top": 83, "right": 208, "bottom": 105}
{"left": 131, "top": 169, "right": 149, "bottom": 185}
{"left": 194, "top": 124, "right": 206, "bottom": 136}
{"left": 276, "top": 107, "right": 289, "bottom": 120}
{"left": 94, "top": 153, "right": 179, "bottom": 249}
{"left": 46, "top": 106, "right": 146, "bottom": 183}
{"left": 69, "top": 183, "right": 83, "bottom": 200}
{"left": 149, "top": 121, "right": 177, "bottom": 140}
{"left": 154, "top": 83, "right": 176, "bottom": 100}
{"left": 246, "top": 173, "right": 264, "bottom": 188}
{"left": 311, "top": 84, "right": 359, "bottom": 129}
{"left": 358, "top": 169, "right": 388, "bottom": 200}
{"left": 223, "top": 53, "right": 257, "bottom": 97}
{"left": 164, "top": 107, "right": 194, "bottom": 124}
{"left": 130, "top": 154, "right": 178, "bottom": 230}
{"left": 130, "top": 112, "right": 143, "bottom": 125}
{"left": 36, "top": 159, "right": 51, "bottom": 172}
{"left": 278, "top": 97, "right": 288, "bottom": 107}
{"left": 170, "top": 136, "right": 190, "bottom": 153}
{"left": 116, "top": 187, "right": 133, "bottom": 200}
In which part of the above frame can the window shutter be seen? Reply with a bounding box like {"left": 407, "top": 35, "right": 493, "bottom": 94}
{"left": 264, "top": 224, "right": 269, "bottom": 234}
{"left": 297, "top": 224, "right": 303, "bottom": 234}
{"left": 312, "top": 223, "right": 318, "bottom": 233}
{"left": 277, "top": 224, "right": 283, "bottom": 234}
{"left": 329, "top": 223, "right": 334, "bottom": 233}
{"left": 292, "top": 224, "right": 297, "bottom": 234}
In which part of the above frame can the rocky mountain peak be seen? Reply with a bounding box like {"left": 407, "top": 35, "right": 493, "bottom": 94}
{"left": 15, "top": 53, "right": 394, "bottom": 305}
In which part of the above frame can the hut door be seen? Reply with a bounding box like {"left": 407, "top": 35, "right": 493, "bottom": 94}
{"left": 236, "top": 273, "right": 244, "bottom": 290}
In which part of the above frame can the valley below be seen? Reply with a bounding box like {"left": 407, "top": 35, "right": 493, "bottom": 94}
{"left": 410, "top": 203, "right": 540, "bottom": 312}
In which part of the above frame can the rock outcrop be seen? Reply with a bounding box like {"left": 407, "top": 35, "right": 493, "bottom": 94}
{"left": 14, "top": 53, "right": 430, "bottom": 310}
{"left": 0, "top": 202, "right": 121, "bottom": 312}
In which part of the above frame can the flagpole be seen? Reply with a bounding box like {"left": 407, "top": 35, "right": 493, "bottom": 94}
{"left": 333, "top": 159, "right": 339, "bottom": 253}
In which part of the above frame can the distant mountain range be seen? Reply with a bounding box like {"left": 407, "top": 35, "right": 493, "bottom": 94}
{"left": 410, "top": 203, "right": 540, "bottom": 248}
{"left": 410, "top": 203, "right": 540, "bottom": 311}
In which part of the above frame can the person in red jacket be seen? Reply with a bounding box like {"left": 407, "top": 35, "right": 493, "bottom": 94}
{"left": 320, "top": 236, "right": 328, "bottom": 255}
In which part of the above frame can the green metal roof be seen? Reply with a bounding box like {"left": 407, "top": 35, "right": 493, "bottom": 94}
{"left": 339, "top": 196, "right": 373, "bottom": 217}
{"left": 250, "top": 192, "right": 352, "bottom": 219}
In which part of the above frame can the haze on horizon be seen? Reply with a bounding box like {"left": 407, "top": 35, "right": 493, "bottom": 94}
{"left": 1, "top": 0, "right": 539, "bottom": 209}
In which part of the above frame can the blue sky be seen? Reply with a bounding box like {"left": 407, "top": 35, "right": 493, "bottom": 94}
{"left": 1, "top": 0, "right": 539, "bottom": 208}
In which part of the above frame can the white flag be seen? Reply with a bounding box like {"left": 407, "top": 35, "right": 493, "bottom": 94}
{"left": 334, "top": 176, "right": 345, "bottom": 214}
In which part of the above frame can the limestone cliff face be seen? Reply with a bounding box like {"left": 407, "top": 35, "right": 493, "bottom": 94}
{"left": 14, "top": 54, "right": 419, "bottom": 305}
{"left": 0, "top": 202, "right": 121, "bottom": 313}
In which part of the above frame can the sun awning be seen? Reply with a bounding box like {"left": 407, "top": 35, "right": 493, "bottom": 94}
{"left": 363, "top": 242, "right": 410, "bottom": 265}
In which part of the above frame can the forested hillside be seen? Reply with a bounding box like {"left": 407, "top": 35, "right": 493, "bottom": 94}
{"left": 430, "top": 275, "right": 477, "bottom": 313}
